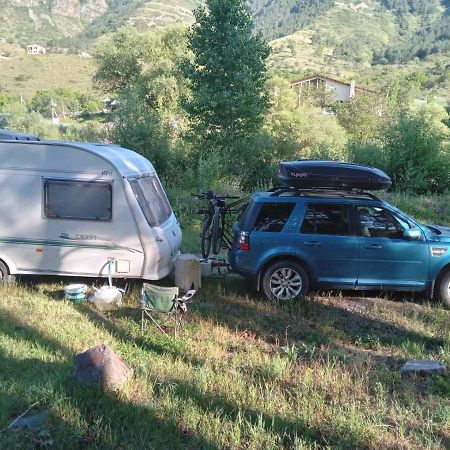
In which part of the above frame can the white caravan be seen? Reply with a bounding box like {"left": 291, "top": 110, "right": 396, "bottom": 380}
{"left": 0, "top": 130, "right": 182, "bottom": 281}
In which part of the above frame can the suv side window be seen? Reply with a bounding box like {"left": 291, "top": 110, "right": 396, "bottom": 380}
{"left": 357, "top": 206, "right": 409, "bottom": 238}
{"left": 300, "top": 203, "right": 350, "bottom": 236}
{"left": 301, "top": 203, "right": 350, "bottom": 235}
{"left": 252, "top": 202, "right": 296, "bottom": 232}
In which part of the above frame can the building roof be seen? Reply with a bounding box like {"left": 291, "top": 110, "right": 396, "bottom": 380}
{"left": 290, "top": 74, "right": 376, "bottom": 94}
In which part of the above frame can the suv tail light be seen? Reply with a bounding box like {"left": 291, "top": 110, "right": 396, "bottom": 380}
{"left": 236, "top": 231, "right": 250, "bottom": 251}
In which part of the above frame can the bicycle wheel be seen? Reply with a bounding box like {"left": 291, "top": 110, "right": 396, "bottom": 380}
{"left": 211, "top": 209, "right": 224, "bottom": 255}
{"left": 201, "top": 215, "right": 213, "bottom": 259}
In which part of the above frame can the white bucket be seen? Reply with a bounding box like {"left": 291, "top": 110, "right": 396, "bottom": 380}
{"left": 64, "top": 284, "right": 88, "bottom": 302}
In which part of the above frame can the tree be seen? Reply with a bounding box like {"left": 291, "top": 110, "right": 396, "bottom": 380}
{"left": 335, "top": 94, "right": 394, "bottom": 145}
{"left": 182, "top": 0, "right": 270, "bottom": 156}
{"left": 94, "top": 26, "right": 191, "bottom": 181}
{"left": 0, "top": 92, "right": 12, "bottom": 113}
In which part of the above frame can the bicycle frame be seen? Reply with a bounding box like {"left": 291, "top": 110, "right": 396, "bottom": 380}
{"left": 193, "top": 192, "right": 248, "bottom": 257}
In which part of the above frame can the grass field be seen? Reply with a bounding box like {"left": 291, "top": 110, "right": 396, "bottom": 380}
{"left": 0, "top": 191, "right": 450, "bottom": 449}
{"left": 0, "top": 276, "right": 449, "bottom": 449}
{"left": 0, "top": 43, "right": 95, "bottom": 100}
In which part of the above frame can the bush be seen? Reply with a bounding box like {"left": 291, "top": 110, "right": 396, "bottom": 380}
{"left": 349, "top": 109, "right": 450, "bottom": 194}
{"left": 383, "top": 110, "right": 450, "bottom": 194}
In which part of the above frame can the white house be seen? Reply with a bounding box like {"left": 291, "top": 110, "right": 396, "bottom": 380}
{"left": 26, "top": 44, "right": 46, "bottom": 55}
{"left": 291, "top": 75, "right": 375, "bottom": 102}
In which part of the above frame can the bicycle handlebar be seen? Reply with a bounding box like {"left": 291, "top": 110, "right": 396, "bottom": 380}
{"left": 191, "top": 192, "right": 240, "bottom": 200}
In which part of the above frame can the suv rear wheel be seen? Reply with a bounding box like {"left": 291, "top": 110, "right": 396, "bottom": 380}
{"left": 262, "top": 260, "right": 309, "bottom": 301}
{"left": 436, "top": 270, "right": 450, "bottom": 308}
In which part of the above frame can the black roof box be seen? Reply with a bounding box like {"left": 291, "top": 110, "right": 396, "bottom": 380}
{"left": 279, "top": 160, "right": 391, "bottom": 191}
{"left": 0, "top": 128, "right": 40, "bottom": 141}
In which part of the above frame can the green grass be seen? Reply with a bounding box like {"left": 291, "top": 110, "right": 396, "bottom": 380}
{"left": 383, "top": 193, "right": 450, "bottom": 226}
{"left": 0, "top": 276, "right": 449, "bottom": 449}
{"left": 1, "top": 190, "right": 450, "bottom": 448}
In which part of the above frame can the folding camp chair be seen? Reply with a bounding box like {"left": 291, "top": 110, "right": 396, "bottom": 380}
{"left": 140, "top": 283, "right": 196, "bottom": 338}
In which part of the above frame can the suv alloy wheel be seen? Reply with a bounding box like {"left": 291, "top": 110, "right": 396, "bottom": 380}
{"left": 437, "top": 269, "right": 450, "bottom": 308}
{"left": 262, "top": 260, "right": 309, "bottom": 301}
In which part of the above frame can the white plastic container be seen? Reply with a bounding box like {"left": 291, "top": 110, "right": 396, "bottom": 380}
{"left": 92, "top": 286, "right": 123, "bottom": 312}
{"left": 175, "top": 254, "right": 202, "bottom": 291}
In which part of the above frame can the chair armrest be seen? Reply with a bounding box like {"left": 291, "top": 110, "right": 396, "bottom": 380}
{"left": 180, "top": 290, "right": 196, "bottom": 302}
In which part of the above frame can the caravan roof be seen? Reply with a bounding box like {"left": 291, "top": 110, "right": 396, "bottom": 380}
{"left": 0, "top": 139, "right": 155, "bottom": 178}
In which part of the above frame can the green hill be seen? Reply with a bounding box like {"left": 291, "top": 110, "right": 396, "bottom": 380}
{"left": 2, "top": 0, "right": 449, "bottom": 63}
{"left": 0, "top": 42, "right": 94, "bottom": 99}
{"left": 0, "top": 0, "right": 449, "bottom": 102}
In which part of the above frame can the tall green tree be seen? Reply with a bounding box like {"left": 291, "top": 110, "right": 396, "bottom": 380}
{"left": 183, "top": 0, "right": 270, "bottom": 156}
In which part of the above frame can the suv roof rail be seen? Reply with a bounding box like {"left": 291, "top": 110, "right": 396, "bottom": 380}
{"left": 0, "top": 128, "right": 40, "bottom": 141}
{"left": 268, "top": 186, "right": 381, "bottom": 201}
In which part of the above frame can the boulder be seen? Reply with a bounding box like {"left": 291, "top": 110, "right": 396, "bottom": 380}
{"left": 73, "top": 344, "right": 133, "bottom": 391}
{"left": 9, "top": 409, "right": 49, "bottom": 431}
{"left": 401, "top": 360, "right": 447, "bottom": 377}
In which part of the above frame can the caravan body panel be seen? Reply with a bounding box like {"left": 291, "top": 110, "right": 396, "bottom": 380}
{"left": 0, "top": 140, "right": 181, "bottom": 280}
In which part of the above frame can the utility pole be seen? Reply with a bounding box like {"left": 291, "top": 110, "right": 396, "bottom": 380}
{"left": 51, "top": 98, "right": 60, "bottom": 125}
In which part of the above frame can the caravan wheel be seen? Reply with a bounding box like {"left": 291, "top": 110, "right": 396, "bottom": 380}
{"left": 0, "top": 260, "right": 13, "bottom": 283}
{"left": 0, "top": 261, "right": 8, "bottom": 282}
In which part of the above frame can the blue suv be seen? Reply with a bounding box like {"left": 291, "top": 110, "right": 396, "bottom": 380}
{"left": 229, "top": 188, "right": 450, "bottom": 306}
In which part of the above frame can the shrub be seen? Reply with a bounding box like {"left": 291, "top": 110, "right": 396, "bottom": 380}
{"left": 382, "top": 110, "right": 450, "bottom": 194}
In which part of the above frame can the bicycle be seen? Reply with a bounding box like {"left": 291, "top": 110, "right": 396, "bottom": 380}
{"left": 192, "top": 191, "right": 248, "bottom": 259}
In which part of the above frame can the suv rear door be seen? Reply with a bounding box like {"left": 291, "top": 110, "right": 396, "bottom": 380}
{"left": 295, "top": 202, "right": 358, "bottom": 288}
{"left": 246, "top": 200, "right": 298, "bottom": 272}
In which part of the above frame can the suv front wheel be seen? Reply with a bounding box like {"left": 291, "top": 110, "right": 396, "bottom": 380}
{"left": 262, "top": 260, "right": 309, "bottom": 301}
{"left": 436, "top": 270, "right": 450, "bottom": 308}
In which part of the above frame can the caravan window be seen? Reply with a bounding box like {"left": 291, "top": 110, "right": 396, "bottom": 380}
{"left": 129, "top": 175, "right": 172, "bottom": 227}
{"left": 44, "top": 180, "right": 112, "bottom": 221}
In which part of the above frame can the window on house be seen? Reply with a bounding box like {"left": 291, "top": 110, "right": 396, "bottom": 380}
{"left": 44, "top": 179, "right": 112, "bottom": 221}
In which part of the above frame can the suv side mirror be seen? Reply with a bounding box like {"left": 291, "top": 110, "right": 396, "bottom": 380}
{"left": 403, "top": 229, "right": 422, "bottom": 241}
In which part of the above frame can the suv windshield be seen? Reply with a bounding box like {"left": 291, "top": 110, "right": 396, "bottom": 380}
{"left": 129, "top": 175, "right": 172, "bottom": 227}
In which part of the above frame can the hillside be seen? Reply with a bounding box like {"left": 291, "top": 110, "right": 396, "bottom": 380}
{"left": 1, "top": 0, "right": 449, "bottom": 61}
{"left": 266, "top": 0, "right": 450, "bottom": 102}
{"left": 0, "top": 42, "right": 94, "bottom": 99}
{"left": 0, "top": 0, "right": 199, "bottom": 47}
{"left": 0, "top": 0, "right": 108, "bottom": 46}
{"left": 0, "top": 0, "right": 449, "bottom": 102}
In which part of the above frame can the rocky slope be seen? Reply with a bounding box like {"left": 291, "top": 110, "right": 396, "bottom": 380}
{"left": 0, "top": 0, "right": 448, "bottom": 69}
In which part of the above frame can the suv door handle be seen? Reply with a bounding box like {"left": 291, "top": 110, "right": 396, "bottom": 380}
{"left": 304, "top": 241, "right": 322, "bottom": 247}
{"left": 363, "top": 244, "right": 382, "bottom": 249}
